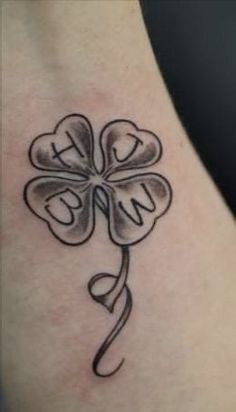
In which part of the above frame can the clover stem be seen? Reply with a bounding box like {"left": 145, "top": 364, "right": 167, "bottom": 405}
{"left": 88, "top": 187, "right": 132, "bottom": 376}
{"left": 103, "top": 246, "right": 129, "bottom": 312}
{"left": 88, "top": 244, "right": 129, "bottom": 313}
{"left": 87, "top": 246, "right": 132, "bottom": 377}
{"left": 94, "top": 187, "right": 109, "bottom": 217}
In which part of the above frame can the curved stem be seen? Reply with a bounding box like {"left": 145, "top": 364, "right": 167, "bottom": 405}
{"left": 93, "top": 187, "right": 130, "bottom": 310}
{"left": 88, "top": 246, "right": 129, "bottom": 313}
{"left": 103, "top": 246, "right": 129, "bottom": 312}
{"left": 87, "top": 246, "right": 132, "bottom": 377}
{"left": 88, "top": 185, "right": 132, "bottom": 377}
{"left": 92, "top": 280, "right": 132, "bottom": 377}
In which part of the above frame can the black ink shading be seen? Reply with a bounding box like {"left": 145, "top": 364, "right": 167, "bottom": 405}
{"left": 23, "top": 114, "right": 173, "bottom": 377}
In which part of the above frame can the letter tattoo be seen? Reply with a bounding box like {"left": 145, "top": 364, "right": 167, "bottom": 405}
{"left": 23, "top": 114, "right": 173, "bottom": 377}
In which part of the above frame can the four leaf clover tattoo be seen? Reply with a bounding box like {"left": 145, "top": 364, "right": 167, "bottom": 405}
{"left": 24, "top": 114, "right": 173, "bottom": 377}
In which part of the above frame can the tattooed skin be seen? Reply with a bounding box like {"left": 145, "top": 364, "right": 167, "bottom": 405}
{"left": 24, "top": 114, "right": 172, "bottom": 377}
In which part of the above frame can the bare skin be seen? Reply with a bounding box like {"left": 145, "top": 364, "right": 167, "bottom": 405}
{"left": 2, "top": 1, "right": 236, "bottom": 411}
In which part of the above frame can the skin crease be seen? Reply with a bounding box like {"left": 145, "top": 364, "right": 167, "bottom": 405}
{"left": 2, "top": 1, "right": 236, "bottom": 411}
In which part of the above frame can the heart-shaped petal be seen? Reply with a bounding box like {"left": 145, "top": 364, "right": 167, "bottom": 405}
{"left": 100, "top": 120, "right": 162, "bottom": 177}
{"left": 24, "top": 176, "right": 95, "bottom": 245}
{"left": 103, "top": 173, "right": 172, "bottom": 245}
{"left": 29, "top": 114, "right": 95, "bottom": 177}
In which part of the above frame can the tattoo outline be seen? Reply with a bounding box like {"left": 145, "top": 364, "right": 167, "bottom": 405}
{"left": 23, "top": 114, "right": 172, "bottom": 377}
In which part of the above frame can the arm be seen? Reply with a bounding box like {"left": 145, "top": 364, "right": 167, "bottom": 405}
{"left": 2, "top": 1, "right": 236, "bottom": 411}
